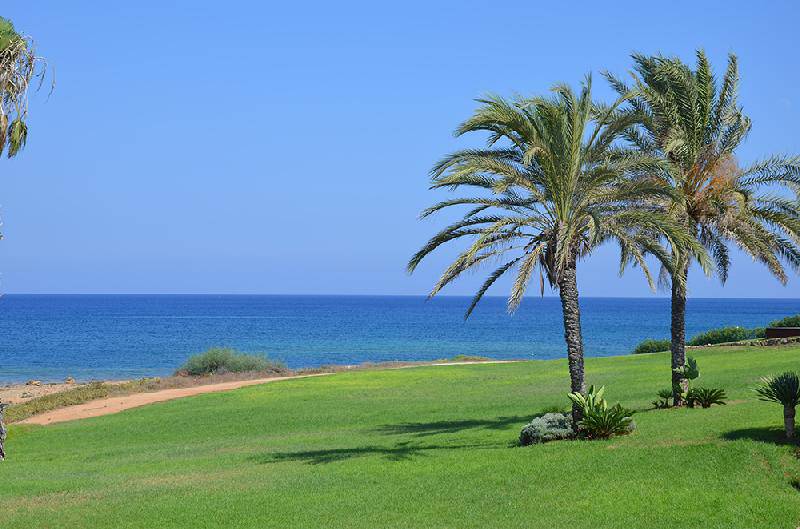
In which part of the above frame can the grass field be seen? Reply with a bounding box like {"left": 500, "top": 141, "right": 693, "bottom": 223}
{"left": 2, "top": 345, "right": 800, "bottom": 528}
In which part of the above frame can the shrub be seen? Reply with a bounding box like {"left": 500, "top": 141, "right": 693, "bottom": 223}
{"left": 177, "top": 348, "right": 283, "bottom": 376}
{"left": 769, "top": 314, "right": 800, "bottom": 328}
{"left": 568, "top": 385, "right": 635, "bottom": 439}
{"left": 686, "top": 387, "right": 727, "bottom": 408}
{"left": 632, "top": 339, "right": 671, "bottom": 355}
{"left": 519, "top": 413, "right": 573, "bottom": 445}
{"left": 687, "top": 326, "right": 755, "bottom": 346}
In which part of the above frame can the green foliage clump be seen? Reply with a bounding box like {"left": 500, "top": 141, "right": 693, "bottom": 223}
{"left": 632, "top": 339, "right": 671, "bottom": 355}
{"left": 688, "top": 326, "right": 756, "bottom": 346}
{"left": 0, "top": 17, "right": 20, "bottom": 52}
{"left": 519, "top": 413, "right": 573, "bottom": 445}
{"left": 686, "top": 387, "right": 727, "bottom": 408}
{"left": 652, "top": 389, "right": 673, "bottom": 409}
{"left": 5, "top": 382, "right": 110, "bottom": 423}
{"left": 568, "top": 385, "right": 635, "bottom": 439}
{"left": 769, "top": 314, "right": 800, "bottom": 328}
{"left": 178, "top": 348, "right": 283, "bottom": 376}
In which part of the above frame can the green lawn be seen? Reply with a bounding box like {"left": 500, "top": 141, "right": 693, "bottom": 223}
{"left": 2, "top": 345, "right": 800, "bottom": 528}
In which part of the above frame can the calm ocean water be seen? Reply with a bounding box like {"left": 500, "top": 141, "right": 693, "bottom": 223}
{"left": 0, "top": 295, "right": 798, "bottom": 383}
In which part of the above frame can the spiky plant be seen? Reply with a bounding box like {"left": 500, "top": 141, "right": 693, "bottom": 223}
{"left": 686, "top": 387, "right": 727, "bottom": 408}
{"left": 0, "top": 16, "right": 48, "bottom": 159}
{"left": 754, "top": 372, "right": 800, "bottom": 439}
{"left": 606, "top": 51, "right": 800, "bottom": 405}
{"left": 409, "top": 77, "right": 708, "bottom": 428}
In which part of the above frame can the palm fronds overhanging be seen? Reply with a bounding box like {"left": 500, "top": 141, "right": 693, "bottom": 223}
{"left": 606, "top": 51, "right": 800, "bottom": 405}
{"left": 0, "top": 17, "right": 50, "bottom": 159}
{"left": 409, "top": 77, "right": 708, "bottom": 426}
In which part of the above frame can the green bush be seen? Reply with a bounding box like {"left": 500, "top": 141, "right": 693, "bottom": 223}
{"left": 178, "top": 348, "right": 283, "bottom": 376}
{"left": 632, "top": 339, "right": 671, "bottom": 355}
{"left": 687, "top": 326, "right": 755, "bottom": 346}
{"left": 769, "top": 314, "right": 800, "bottom": 328}
{"left": 519, "top": 413, "right": 573, "bottom": 445}
{"left": 568, "top": 385, "right": 635, "bottom": 439}
{"left": 686, "top": 387, "right": 727, "bottom": 408}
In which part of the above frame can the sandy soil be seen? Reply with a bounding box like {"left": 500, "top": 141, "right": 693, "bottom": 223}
{"left": 17, "top": 374, "right": 329, "bottom": 426}
{"left": 0, "top": 382, "right": 87, "bottom": 405}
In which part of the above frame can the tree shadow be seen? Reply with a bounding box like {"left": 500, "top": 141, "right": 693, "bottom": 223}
{"left": 374, "top": 415, "right": 531, "bottom": 437}
{"left": 249, "top": 441, "right": 500, "bottom": 465}
{"left": 721, "top": 426, "right": 800, "bottom": 447}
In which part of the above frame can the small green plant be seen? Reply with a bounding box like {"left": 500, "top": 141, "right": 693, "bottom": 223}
{"left": 686, "top": 387, "right": 727, "bottom": 408}
{"left": 519, "top": 413, "right": 573, "bottom": 445}
{"left": 632, "top": 339, "right": 671, "bottom": 355}
{"left": 769, "top": 314, "right": 800, "bottom": 328}
{"left": 754, "top": 372, "right": 800, "bottom": 439}
{"left": 652, "top": 389, "right": 673, "bottom": 409}
{"left": 177, "top": 348, "right": 283, "bottom": 376}
{"left": 688, "top": 326, "right": 756, "bottom": 346}
{"left": 568, "top": 385, "right": 635, "bottom": 439}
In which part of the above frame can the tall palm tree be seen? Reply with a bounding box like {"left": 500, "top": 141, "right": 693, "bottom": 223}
{"left": 606, "top": 51, "right": 800, "bottom": 405}
{"left": 409, "top": 78, "right": 706, "bottom": 427}
{"left": 0, "top": 16, "right": 48, "bottom": 159}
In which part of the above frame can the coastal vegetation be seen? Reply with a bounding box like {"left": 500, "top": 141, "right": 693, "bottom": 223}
{"left": 176, "top": 347, "right": 285, "bottom": 376}
{"left": 2, "top": 344, "right": 799, "bottom": 528}
{"left": 633, "top": 338, "right": 671, "bottom": 354}
{"left": 606, "top": 52, "right": 800, "bottom": 404}
{"left": 632, "top": 312, "right": 800, "bottom": 353}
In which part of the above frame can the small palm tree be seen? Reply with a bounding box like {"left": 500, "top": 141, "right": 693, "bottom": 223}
{"left": 606, "top": 51, "right": 800, "bottom": 405}
{"left": 755, "top": 372, "right": 800, "bottom": 439}
{"left": 409, "top": 77, "right": 705, "bottom": 428}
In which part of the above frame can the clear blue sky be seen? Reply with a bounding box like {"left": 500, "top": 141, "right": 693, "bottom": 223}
{"left": 1, "top": 1, "right": 799, "bottom": 297}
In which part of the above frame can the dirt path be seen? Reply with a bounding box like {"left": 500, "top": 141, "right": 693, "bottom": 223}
{"left": 18, "top": 374, "right": 329, "bottom": 426}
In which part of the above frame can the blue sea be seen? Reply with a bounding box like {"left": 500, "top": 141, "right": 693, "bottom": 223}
{"left": 0, "top": 295, "right": 798, "bottom": 383}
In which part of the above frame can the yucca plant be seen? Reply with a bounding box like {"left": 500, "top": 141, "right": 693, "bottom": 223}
{"left": 754, "top": 372, "right": 800, "bottom": 439}
{"left": 686, "top": 387, "right": 727, "bottom": 408}
{"left": 410, "top": 77, "right": 707, "bottom": 429}
{"left": 607, "top": 51, "right": 800, "bottom": 405}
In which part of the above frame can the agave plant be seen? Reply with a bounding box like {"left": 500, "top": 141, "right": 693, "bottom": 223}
{"left": 754, "top": 372, "right": 800, "bottom": 439}
{"left": 607, "top": 51, "right": 800, "bottom": 406}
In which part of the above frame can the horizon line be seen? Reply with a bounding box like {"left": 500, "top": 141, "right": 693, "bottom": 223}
{"left": 1, "top": 293, "right": 799, "bottom": 300}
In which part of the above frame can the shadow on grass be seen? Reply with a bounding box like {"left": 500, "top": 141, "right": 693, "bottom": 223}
{"left": 250, "top": 441, "right": 501, "bottom": 465}
{"left": 722, "top": 426, "right": 800, "bottom": 446}
{"left": 375, "top": 415, "right": 531, "bottom": 437}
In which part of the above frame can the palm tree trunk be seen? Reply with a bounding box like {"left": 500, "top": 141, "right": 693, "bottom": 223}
{"left": 671, "top": 259, "right": 689, "bottom": 407}
{"left": 784, "top": 405, "right": 796, "bottom": 439}
{"left": 557, "top": 255, "right": 585, "bottom": 431}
